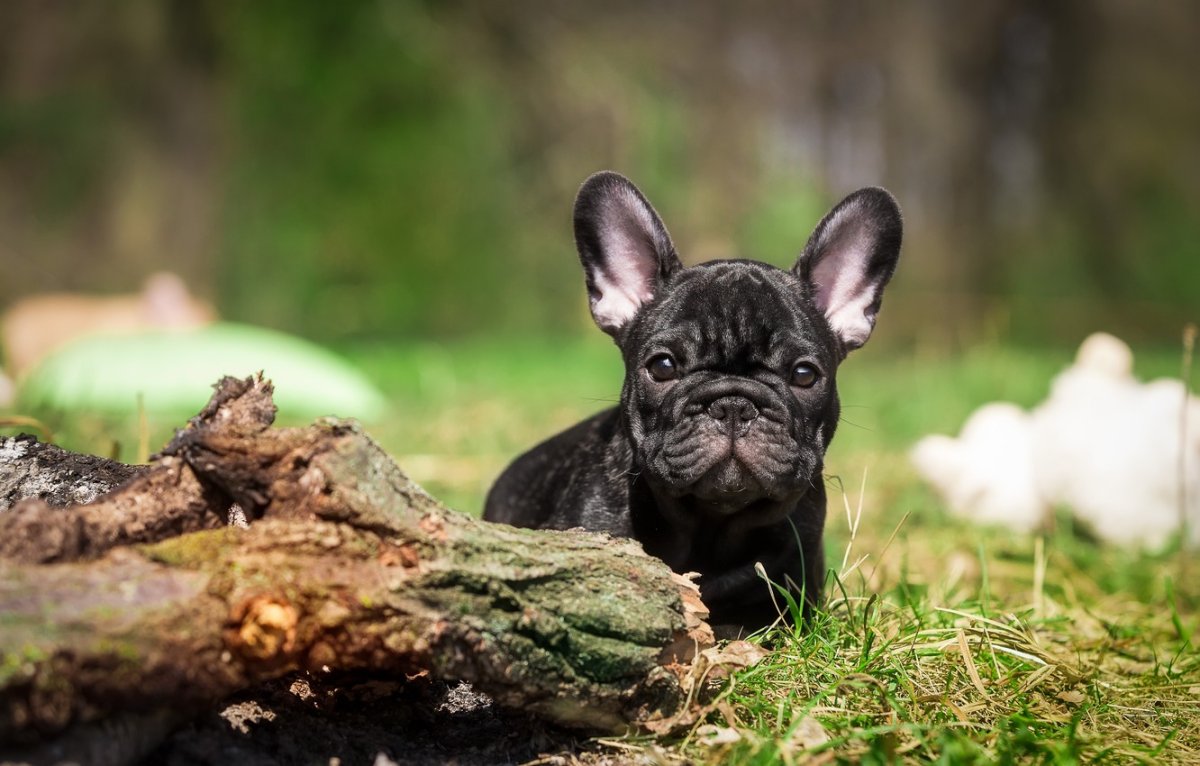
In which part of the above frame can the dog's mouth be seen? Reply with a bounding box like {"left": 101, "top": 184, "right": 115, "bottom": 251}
{"left": 691, "top": 455, "right": 764, "bottom": 505}
{"left": 652, "top": 436, "right": 809, "bottom": 517}
{"left": 640, "top": 380, "right": 820, "bottom": 515}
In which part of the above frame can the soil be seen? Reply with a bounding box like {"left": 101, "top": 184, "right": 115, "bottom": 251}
{"left": 142, "top": 673, "right": 608, "bottom": 766}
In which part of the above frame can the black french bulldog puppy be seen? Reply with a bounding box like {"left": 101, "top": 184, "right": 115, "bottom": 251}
{"left": 484, "top": 172, "right": 901, "bottom": 632}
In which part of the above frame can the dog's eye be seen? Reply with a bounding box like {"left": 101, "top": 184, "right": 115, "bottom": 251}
{"left": 790, "top": 363, "right": 819, "bottom": 388}
{"left": 646, "top": 354, "right": 678, "bottom": 382}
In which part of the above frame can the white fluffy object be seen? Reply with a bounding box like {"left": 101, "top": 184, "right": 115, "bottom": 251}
{"left": 910, "top": 403, "right": 1042, "bottom": 531}
{"left": 912, "top": 333, "right": 1200, "bottom": 548}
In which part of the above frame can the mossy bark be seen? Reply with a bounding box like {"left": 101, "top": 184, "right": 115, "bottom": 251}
{"left": 0, "top": 377, "right": 712, "bottom": 754}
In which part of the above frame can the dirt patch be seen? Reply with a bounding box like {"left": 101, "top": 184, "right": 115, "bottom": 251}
{"left": 143, "top": 673, "right": 604, "bottom": 766}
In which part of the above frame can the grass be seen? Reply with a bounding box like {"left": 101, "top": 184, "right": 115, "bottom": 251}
{"left": 4, "top": 334, "right": 1198, "bottom": 763}
{"left": 692, "top": 481, "right": 1198, "bottom": 764}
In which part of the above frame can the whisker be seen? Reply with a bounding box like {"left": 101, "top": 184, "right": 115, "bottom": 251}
{"left": 838, "top": 415, "right": 874, "bottom": 433}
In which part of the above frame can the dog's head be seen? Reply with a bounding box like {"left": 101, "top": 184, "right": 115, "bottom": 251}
{"left": 574, "top": 172, "right": 901, "bottom": 519}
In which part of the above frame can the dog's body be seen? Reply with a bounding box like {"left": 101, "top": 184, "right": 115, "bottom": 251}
{"left": 485, "top": 172, "right": 901, "bottom": 631}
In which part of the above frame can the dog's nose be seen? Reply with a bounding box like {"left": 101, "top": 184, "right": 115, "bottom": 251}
{"left": 707, "top": 396, "right": 759, "bottom": 432}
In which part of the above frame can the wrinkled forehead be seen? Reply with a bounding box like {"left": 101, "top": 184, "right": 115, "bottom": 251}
{"left": 633, "top": 261, "right": 833, "bottom": 364}
{"left": 666, "top": 262, "right": 799, "bottom": 319}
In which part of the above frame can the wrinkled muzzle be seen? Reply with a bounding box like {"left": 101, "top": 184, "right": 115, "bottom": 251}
{"left": 640, "top": 376, "right": 813, "bottom": 512}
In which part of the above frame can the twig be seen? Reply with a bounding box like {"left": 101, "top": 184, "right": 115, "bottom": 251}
{"left": 0, "top": 415, "right": 54, "bottom": 441}
{"left": 1180, "top": 323, "right": 1196, "bottom": 589}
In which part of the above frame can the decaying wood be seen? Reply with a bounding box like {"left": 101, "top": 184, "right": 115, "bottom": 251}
{"left": 0, "top": 435, "right": 147, "bottom": 513}
{"left": 0, "top": 376, "right": 714, "bottom": 756}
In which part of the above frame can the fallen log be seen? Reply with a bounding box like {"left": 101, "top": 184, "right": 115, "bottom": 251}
{"left": 0, "top": 435, "right": 146, "bottom": 513}
{"left": 0, "top": 376, "right": 713, "bottom": 758}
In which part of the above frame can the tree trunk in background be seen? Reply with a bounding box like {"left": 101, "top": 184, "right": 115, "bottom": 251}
{"left": 0, "top": 1, "right": 222, "bottom": 301}
{"left": 2, "top": 1, "right": 1198, "bottom": 342}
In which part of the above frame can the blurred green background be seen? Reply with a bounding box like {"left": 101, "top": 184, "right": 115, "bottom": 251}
{"left": 1, "top": 1, "right": 1197, "bottom": 511}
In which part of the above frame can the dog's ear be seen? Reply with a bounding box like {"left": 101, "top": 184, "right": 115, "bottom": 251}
{"left": 573, "top": 171, "right": 683, "bottom": 336}
{"left": 794, "top": 187, "right": 902, "bottom": 353}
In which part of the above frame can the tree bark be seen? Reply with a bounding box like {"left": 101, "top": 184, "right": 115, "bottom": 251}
{"left": 0, "top": 435, "right": 146, "bottom": 513}
{"left": 0, "top": 376, "right": 713, "bottom": 755}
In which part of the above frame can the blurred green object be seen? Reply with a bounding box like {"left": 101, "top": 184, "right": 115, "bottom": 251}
{"left": 18, "top": 322, "right": 389, "bottom": 421}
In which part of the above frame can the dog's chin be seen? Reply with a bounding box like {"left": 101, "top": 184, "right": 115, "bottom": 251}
{"left": 653, "top": 452, "right": 802, "bottom": 518}
{"left": 689, "top": 458, "right": 765, "bottom": 513}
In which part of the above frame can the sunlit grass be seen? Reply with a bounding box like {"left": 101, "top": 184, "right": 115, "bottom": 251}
{"left": 3, "top": 335, "right": 1196, "bottom": 762}
{"left": 349, "top": 334, "right": 623, "bottom": 512}
{"left": 659, "top": 469, "right": 1199, "bottom": 764}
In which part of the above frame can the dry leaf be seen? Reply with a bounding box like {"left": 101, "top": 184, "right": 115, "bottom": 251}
{"left": 1056, "top": 689, "right": 1086, "bottom": 705}
{"left": 698, "top": 640, "right": 769, "bottom": 675}
{"left": 696, "top": 724, "right": 742, "bottom": 746}
{"left": 790, "top": 716, "right": 830, "bottom": 749}
{"left": 659, "top": 572, "right": 716, "bottom": 665}
{"left": 642, "top": 639, "right": 769, "bottom": 735}
{"left": 1112, "top": 657, "right": 1156, "bottom": 675}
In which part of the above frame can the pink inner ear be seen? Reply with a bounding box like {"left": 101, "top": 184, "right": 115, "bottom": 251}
{"left": 589, "top": 187, "right": 663, "bottom": 331}
{"left": 820, "top": 282, "right": 876, "bottom": 349}
{"left": 810, "top": 211, "right": 879, "bottom": 349}
{"left": 590, "top": 257, "right": 656, "bottom": 331}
